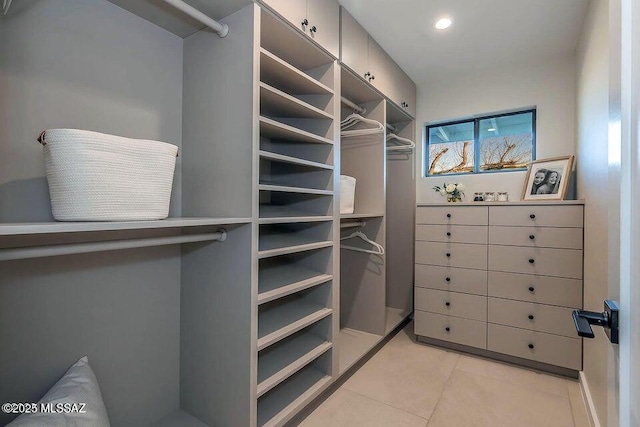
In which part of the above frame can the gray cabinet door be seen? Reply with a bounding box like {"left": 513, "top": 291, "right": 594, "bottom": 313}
{"left": 307, "top": 0, "right": 339, "bottom": 57}
{"left": 367, "top": 36, "right": 389, "bottom": 93}
{"left": 262, "top": 0, "right": 307, "bottom": 32}
{"left": 340, "top": 7, "right": 369, "bottom": 79}
{"left": 399, "top": 68, "right": 416, "bottom": 117}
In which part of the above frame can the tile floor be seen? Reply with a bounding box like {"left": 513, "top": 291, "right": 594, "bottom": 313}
{"left": 300, "top": 322, "right": 591, "bottom": 427}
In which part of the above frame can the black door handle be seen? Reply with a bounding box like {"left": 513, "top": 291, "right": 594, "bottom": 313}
{"left": 572, "top": 300, "right": 619, "bottom": 344}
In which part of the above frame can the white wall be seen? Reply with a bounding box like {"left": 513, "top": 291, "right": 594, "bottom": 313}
{"left": 415, "top": 56, "right": 576, "bottom": 203}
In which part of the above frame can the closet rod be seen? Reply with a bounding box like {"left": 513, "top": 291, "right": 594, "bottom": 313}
{"left": 386, "top": 123, "right": 398, "bottom": 132}
{"left": 160, "top": 0, "right": 229, "bottom": 37}
{"left": 0, "top": 230, "right": 227, "bottom": 261}
{"left": 341, "top": 97, "right": 365, "bottom": 114}
{"left": 340, "top": 220, "right": 366, "bottom": 229}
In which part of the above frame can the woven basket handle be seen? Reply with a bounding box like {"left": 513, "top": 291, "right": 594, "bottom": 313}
{"left": 37, "top": 130, "right": 47, "bottom": 146}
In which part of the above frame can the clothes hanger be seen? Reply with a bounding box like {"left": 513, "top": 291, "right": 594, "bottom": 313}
{"left": 3, "top": 0, "right": 13, "bottom": 15}
{"left": 340, "top": 231, "right": 385, "bottom": 255}
{"left": 340, "top": 113, "right": 385, "bottom": 137}
{"left": 386, "top": 133, "right": 416, "bottom": 152}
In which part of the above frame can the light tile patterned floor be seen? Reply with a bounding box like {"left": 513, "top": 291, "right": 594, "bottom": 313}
{"left": 300, "top": 322, "right": 590, "bottom": 427}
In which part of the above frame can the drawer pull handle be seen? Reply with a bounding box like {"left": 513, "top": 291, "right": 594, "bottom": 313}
{"left": 446, "top": 213, "right": 451, "bottom": 218}
{"left": 529, "top": 258, "right": 535, "bottom": 264}
{"left": 445, "top": 277, "right": 451, "bottom": 282}
{"left": 530, "top": 214, "right": 536, "bottom": 219}
{"left": 528, "top": 286, "right": 535, "bottom": 292}
{"left": 528, "top": 343, "right": 535, "bottom": 349}
{"left": 445, "top": 327, "right": 450, "bottom": 332}
{"left": 446, "top": 253, "right": 451, "bottom": 258}
{"left": 445, "top": 302, "right": 451, "bottom": 307}
{"left": 529, "top": 235, "right": 535, "bottom": 240}
{"left": 446, "top": 232, "right": 451, "bottom": 236}
{"left": 528, "top": 314, "right": 535, "bottom": 320}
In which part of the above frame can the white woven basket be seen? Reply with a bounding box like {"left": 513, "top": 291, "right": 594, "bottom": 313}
{"left": 38, "top": 129, "right": 178, "bottom": 221}
{"left": 340, "top": 175, "right": 356, "bottom": 214}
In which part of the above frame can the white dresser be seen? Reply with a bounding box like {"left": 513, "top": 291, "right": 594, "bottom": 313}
{"left": 414, "top": 202, "right": 584, "bottom": 375}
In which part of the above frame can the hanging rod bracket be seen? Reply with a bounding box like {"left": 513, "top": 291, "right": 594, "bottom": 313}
{"left": 217, "top": 228, "right": 227, "bottom": 242}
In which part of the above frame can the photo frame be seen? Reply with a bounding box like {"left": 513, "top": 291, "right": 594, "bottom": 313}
{"left": 521, "top": 155, "right": 574, "bottom": 201}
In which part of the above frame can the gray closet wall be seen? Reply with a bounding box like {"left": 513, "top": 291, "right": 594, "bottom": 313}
{"left": 0, "top": 0, "right": 184, "bottom": 221}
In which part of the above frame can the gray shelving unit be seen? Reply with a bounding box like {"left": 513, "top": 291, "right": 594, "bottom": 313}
{"left": 256, "top": 8, "right": 340, "bottom": 427}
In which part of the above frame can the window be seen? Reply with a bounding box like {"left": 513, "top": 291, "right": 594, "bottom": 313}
{"left": 426, "top": 110, "right": 536, "bottom": 176}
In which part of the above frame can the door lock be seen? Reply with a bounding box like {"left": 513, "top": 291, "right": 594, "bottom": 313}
{"left": 572, "top": 300, "right": 619, "bottom": 344}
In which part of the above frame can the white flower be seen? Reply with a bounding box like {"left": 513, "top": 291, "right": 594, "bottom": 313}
{"left": 445, "top": 184, "right": 456, "bottom": 193}
{"left": 456, "top": 183, "right": 465, "bottom": 191}
{"left": 439, "top": 188, "right": 446, "bottom": 196}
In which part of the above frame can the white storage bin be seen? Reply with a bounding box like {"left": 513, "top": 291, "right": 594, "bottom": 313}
{"left": 38, "top": 129, "right": 178, "bottom": 221}
{"left": 340, "top": 175, "right": 356, "bottom": 214}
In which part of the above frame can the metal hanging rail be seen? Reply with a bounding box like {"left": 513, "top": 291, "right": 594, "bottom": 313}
{"left": 386, "top": 123, "right": 398, "bottom": 132}
{"left": 340, "top": 97, "right": 365, "bottom": 114}
{"left": 340, "top": 220, "right": 366, "bottom": 229}
{"left": 160, "top": 0, "right": 229, "bottom": 37}
{"left": 0, "top": 230, "right": 227, "bottom": 261}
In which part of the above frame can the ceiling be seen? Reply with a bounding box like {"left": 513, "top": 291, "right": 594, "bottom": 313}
{"left": 339, "top": 0, "right": 589, "bottom": 85}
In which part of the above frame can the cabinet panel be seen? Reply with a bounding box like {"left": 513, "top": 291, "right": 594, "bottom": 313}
{"left": 415, "top": 288, "right": 487, "bottom": 321}
{"left": 416, "top": 241, "right": 488, "bottom": 270}
{"left": 416, "top": 206, "right": 488, "bottom": 225}
{"left": 488, "top": 297, "right": 577, "bottom": 338}
{"left": 415, "top": 311, "right": 487, "bottom": 349}
{"left": 262, "top": 0, "right": 307, "bottom": 32}
{"left": 489, "top": 245, "right": 583, "bottom": 279}
{"left": 400, "top": 70, "right": 416, "bottom": 117}
{"left": 307, "top": 0, "right": 339, "bottom": 58}
{"left": 489, "top": 226, "right": 583, "bottom": 249}
{"left": 417, "top": 224, "right": 488, "bottom": 244}
{"left": 487, "top": 323, "right": 581, "bottom": 370}
{"left": 367, "top": 36, "right": 387, "bottom": 92}
{"left": 415, "top": 265, "right": 487, "bottom": 296}
{"left": 487, "top": 271, "right": 582, "bottom": 308}
{"left": 489, "top": 205, "right": 584, "bottom": 228}
{"left": 339, "top": 7, "right": 368, "bottom": 79}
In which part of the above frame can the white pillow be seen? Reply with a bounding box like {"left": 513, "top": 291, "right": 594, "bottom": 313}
{"left": 8, "top": 356, "right": 110, "bottom": 427}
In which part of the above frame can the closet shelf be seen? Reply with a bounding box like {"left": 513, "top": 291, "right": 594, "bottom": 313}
{"left": 257, "top": 334, "right": 332, "bottom": 397}
{"left": 259, "top": 206, "right": 332, "bottom": 224}
{"left": 0, "top": 217, "right": 252, "bottom": 236}
{"left": 257, "top": 366, "right": 331, "bottom": 427}
{"left": 152, "top": 409, "right": 209, "bottom": 427}
{"left": 259, "top": 150, "right": 333, "bottom": 171}
{"left": 338, "top": 328, "right": 383, "bottom": 375}
{"left": 260, "top": 49, "right": 334, "bottom": 97}
{"left": 340, "top": 213, "right": 385, "bottom": 220}
{"left": 258, "top": 302, "right": 332, "bottom": 351}
{"left": 260, "top": 117, "right": 333, "bottom": 145}
{"left": 258, "top": 238, "right": 333, "bottom": 259}
{"left": 260, "top": 83, "right": 333, "bottom": 121}
{"left": 259, "top": 184, "right": 333, "bottom": 196}
{"left": 259, "top": 264, "right": 332, "bottom": 305}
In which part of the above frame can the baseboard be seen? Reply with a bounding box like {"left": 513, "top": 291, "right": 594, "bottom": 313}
{"left": 579, "top": 371, "right": 603, "bottom": 427}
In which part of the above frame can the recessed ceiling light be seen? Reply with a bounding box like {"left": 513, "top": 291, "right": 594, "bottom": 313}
{"left": 434, "top": 17, "right": 452, "bottom": 30}
{"left": 488, "top": 128, "right": 496, "bottom": 132}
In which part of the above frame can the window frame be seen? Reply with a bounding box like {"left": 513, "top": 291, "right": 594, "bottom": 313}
{"left": 425, "top": 109, "right": 537, "bottom": 177}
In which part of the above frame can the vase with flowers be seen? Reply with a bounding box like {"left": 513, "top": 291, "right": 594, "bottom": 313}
{"left": 433, "top": 182, "right": 465, "bottom": 202}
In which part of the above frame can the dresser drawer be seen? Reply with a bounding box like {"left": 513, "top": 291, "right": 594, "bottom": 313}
{"left": 488, "top": 298, "right": 577, "bottom": 337}
{"left": 415, "top": 265, "right": 487, "bottom": 295}
{"left": 415, "top": 288, "right": 487, "bottom": 321}
{"left": 489, "top": 245, "right": 582, "bottom": 279}
{"left": 487, "top": 323, "right": 581, "bottom": 370}
{"left": 417, "top": 206, "right": 488, "bottom": 225}
{"left": 489, "top": 226, "right": 583, "bottom": 250}
{"left": 488, "top": 271, "right": 582, "bottom": 308}
{"left": 416, "top": 242, "right": 487, "bottom": 270}
{"left": 415, "top": 311, "right": 487, "bottom": 349}
{"left": 417, "top": 225, "right": 488, "bottom": 244}
{"left": 489, "top": 205, "right": 583, "bottom": 228}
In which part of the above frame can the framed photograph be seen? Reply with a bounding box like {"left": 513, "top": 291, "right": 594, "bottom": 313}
{"left": 521, "top": 155, "right": 574, "bottom": 201}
